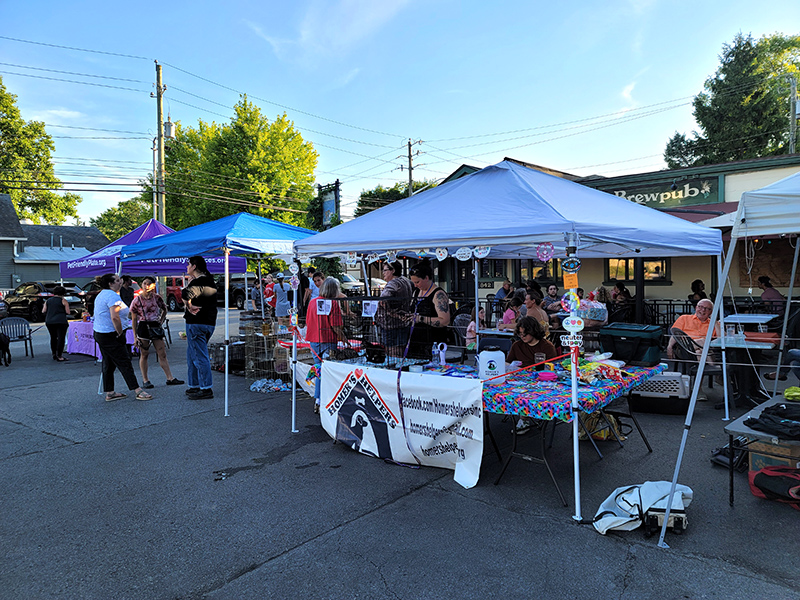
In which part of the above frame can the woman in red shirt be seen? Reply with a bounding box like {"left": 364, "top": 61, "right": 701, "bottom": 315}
{"left": 306, "top": 277, "right": 349, "bottom": 413}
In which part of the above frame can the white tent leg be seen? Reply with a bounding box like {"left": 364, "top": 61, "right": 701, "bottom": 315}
{"left": 659, "top": 249, "right": 733, "bottom": 548}
{"left": 717, "top": 253, "right": 731, "bottom": 422}
{"left": 291, "top": 255, "right": 299, "bottom": 433}
{"left": 473, "top": 258, "right": 480, "bottom": 351}
{"left": 772, "top": 240, "right": 800, "bottom": 397}
{"left": 224, "top": 249, "right": 230, "bottom": 417}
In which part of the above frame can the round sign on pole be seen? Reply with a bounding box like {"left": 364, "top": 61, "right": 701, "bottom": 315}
{"left": 435, "top": 247, "right": 449, "bottom": 261}
{"left": 289, "top": 275, "right": 300, "bottom": 290}
{"left": 562, "top": 316, "right": 585, "bottom": 333}
{"left": 455, "top": 247, "right": 473, "bottom": 261}
{"left": 289, "top": 263, "right": 299, "bottom": 275}
{"left": 473, "top": 246, "right": 491, "bottom": 259}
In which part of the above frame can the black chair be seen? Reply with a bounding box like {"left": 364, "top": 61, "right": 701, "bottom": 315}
{"left": 670, "top": 327, "right": 726, "bottom": 390}
{"left": 0, "top": 317, "right": 34, "bottom": 357}
{"left": 478, "top": 336, "right": 513, "bottom": 355}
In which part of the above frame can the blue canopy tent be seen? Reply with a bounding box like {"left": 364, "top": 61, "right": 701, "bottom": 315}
{"left": 120, "top": 212, "right": 316, "bottom": 422}
{"left": 59, "top": 219, "right": 247, "bottom": 277}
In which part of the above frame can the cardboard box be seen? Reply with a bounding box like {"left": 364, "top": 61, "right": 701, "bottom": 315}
{"left": 748, "top": 439, "right": 800, "bottom": 472}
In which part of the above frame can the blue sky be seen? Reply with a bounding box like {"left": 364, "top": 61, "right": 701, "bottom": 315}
{"left": 2, "top": 0, "right": 799, "bottom": 222}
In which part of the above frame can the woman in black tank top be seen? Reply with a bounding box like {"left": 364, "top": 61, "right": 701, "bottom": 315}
{"left": 408, "top": 259, "right": 451, "bottom": 359}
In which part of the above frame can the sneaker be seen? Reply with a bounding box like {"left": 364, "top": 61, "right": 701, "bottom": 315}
{"left": 515, "top": 417, "right": 533, "bottom": 435}
{"left": 188, "top": 388, "right": 214, "bottom": 400}
{"left": 166, "top": 378, "right": 185, "bottom": 386}
{"left": 185, "top": 387, "right": 200, "bottom": 395}
{"left": 142, "top": 381, "right": 155, "bottom": 389}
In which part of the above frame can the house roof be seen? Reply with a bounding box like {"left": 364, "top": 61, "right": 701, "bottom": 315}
{"left": 14, "top": 246, "right": 93, "bottom": 264}
{"left": 0, "top": 194, "right": 25, "bottom": 239}
{"left": 21, "top": 224, "right": 109, "bottom": 252}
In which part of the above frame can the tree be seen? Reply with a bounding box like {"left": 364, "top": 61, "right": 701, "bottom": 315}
{"left": 0, "top": 76, "right": 80, "bottom": 223}
{"left": 90, "top": 196, "right": 153, "bottom": 241}
{"left": 664, "top": 33, "right": 800, "bottom": 168}
{"left": 162, "top": 96, "right": 318, "bottom": 230}
{"left": 354, "top": 180, "right": 436, "bottom": 218}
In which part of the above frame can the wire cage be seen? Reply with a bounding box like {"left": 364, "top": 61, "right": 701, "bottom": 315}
{"left": 305, "top": 295, "right": 470, "bottom": 368}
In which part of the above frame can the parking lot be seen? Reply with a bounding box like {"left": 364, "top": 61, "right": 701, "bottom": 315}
{"left": 1, "top": 310, "right": 799, "bottom": 600}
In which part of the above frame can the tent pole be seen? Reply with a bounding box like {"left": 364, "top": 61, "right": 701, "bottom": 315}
{"left": 257, "top": 260, "right": 265, "bottom": 320}
{"left": 291, "top": 254, "right": 299, "bottom": 433}
{"left": 717, "top": 253, "right": 731, "bottom": 421}
{"left": 474, "top": 258, "right": 480, "bottom": 351}
{"left": 224, "top": 248, "right": 230, "bottom": 417}
{"left": 658, "top": 247, "right": 732, "bottom": 548}
{"left": 771, "top": 239, "right": 799, "bottom": 398}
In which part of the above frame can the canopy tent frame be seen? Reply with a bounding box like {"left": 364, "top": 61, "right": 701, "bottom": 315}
{"left": 294, "top": 160, "right": 724, "bottom": 523}
{"left": 660, "top": 169, "right": 800, "bottom": 547}
{"left": 119, "top": 212, "right": 315, "bottom": 422}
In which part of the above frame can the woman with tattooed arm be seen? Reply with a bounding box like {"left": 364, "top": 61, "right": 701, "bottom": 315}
{"left": 408, "top": 258, "right": 451, "bottom": 359}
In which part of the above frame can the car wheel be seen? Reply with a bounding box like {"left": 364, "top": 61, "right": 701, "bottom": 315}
{"left": 168, "top": 296, "right": 179, "bottom": 312}
{"left": 29, "top": 305, "right": 40, "bottom": 323}
{"left": 235, "top": 294, "right": 245, "bottom": 310}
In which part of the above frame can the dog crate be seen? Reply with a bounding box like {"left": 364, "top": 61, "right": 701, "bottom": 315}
{"left": 630, "top": 371, "right": 691, "bottom": 414}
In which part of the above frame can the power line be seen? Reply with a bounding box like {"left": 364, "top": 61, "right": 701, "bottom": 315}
{"left": 0, "top": 35, "right": 150, "bottom": 60}
{"left": 48, "top": 124, "right": 150, "bottom": 135}
{"left": 0, "top": 69, "right": 147, "bottom": 93}
{"left": 0, "top": 61, "right": 149, "bottom": 83}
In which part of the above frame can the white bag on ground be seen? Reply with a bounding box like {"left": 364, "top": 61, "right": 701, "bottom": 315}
{"left": 593, "top": 481, "right": 693, "bottom": 535}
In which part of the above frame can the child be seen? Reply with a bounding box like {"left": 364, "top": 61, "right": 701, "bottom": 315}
{"left": 466, "top": 306, "right": 485, "bottom": 350}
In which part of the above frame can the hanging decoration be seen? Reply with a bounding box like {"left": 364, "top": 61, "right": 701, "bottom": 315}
{"left": 473, "top": 246, "right": 491, "bottom": 259}
{"left": 386, "top": 250, "right": 398, "bottom": 263}
{"left": 536, "top": 242, "right": 555, "bottom": 262}
{"left": 435, "top": 247, "right": 449, "bottom": 261}
{"left": 289, "top": 263, "right": 299, "bottom": 275}
{"left": 455, "top": 247, "right": 473, "bottom": 261}
{"left": 415, "top": 249, "right": 430, "bottom": 257}
{"left": 346, "top": 251, "right": 358, "bottom": 267}
{"left": 289, "top": 275, "right": 300, "bottom": 290}
{"left": 297, "top": 254, "right": 311, "bottom": 263}
{"left": 366, "top": 253, "right": 380, "bottom": 264}
{"left": 561, "top": 257, "right": 582, "bottom": 274}
{"left": 561, "top": 291, "right": 580, "bottom": 313}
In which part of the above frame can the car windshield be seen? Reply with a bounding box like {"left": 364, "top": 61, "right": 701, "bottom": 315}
{"left": 341, "top": 274, "right": 357, "bottom": 282}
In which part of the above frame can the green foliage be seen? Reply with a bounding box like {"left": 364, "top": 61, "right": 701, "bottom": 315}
{"left": 355, "top": 179, "right": 436, "bottom": 217}
{"left": 162, "top": 96, "right": 318, "bottom": 230}
{"left": 664, "top": 33, "right": 800, "bottom": 168}
{"left": 90, "top": 197, "right": 153, "bottom": 241}
{"left": 0, "top": 76, "right": 80, "bottom": 223}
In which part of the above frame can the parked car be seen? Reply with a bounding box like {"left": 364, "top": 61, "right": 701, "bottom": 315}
{"left": 165, "top": 276, "right": 187, "bottom": 312}
{"left": 0, "top": 293, "right": 8, "bottom": 319}
{"left": 339, "top": 274, "right": 386, "bottom": 296}
{"left": 214, "top": 275, "right": 248, "bottom": 310}
{"left": 80, "top": 280, "right": 103, "bottom": 316}
{"left": 5, "top": 282, "right": 84, "bottom": 321}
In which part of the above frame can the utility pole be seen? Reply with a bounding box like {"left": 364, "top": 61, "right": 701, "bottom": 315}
{"left": 155, "top": 61, "right": 166, "bottom": 223}
{"left": 405, "top": 139, "right": 422, "bottom": 197}
{"left": 790, "top": 75, "right": 797, "bottom": 155}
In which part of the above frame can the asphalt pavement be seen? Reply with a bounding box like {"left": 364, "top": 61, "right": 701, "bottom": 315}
{"left": 1, "top": 312, "right": 799, "bottom": 600}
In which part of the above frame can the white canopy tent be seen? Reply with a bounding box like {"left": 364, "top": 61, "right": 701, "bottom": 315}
{"left": 661, "top": 169, "right": 800, "bottom": 547}
{"left": 295, "top": 160, "right": 723, "bottom": 522}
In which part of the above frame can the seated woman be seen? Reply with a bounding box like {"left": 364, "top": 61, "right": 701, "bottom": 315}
{"left": 505, "top": 316, "right": 558, "bottom": 368}
{"left": 613, "top": 282, "right": 632, "bottom": 304}
{"left": 498, "top": 296, "right": 523, "bottom": 331}
{"left": 688, "top": 279, "right": 707, "bottom": 305}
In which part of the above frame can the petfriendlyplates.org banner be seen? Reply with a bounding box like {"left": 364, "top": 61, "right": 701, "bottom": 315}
{"left": 320, "top": 361, "right": 484, "bottom": 488}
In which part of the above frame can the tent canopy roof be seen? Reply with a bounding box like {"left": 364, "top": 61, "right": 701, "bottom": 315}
{"left": 732, "top": 170, "right": 800, "bottom": 239}
{"left": 121, "top": 212, "right": 316, "bottom": 262}
{"left": 294, "top": 160, "right": 722, "bottom": 259}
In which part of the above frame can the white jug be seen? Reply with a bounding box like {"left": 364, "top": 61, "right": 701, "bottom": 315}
{"left": 478, "top": 346, "right": 506, "bottom": 385}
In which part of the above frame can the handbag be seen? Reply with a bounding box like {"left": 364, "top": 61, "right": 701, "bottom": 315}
{"left": 137, "top": 321, "right": 165, "bottom": 340}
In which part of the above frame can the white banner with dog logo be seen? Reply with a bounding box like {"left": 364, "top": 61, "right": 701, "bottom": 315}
{"left": 320, "top": 362, "right": 484, "bottom": 488}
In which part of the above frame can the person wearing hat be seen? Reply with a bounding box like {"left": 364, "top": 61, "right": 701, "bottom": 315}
{"left": 273, "top": 273, "right": 292, "bottom": 325}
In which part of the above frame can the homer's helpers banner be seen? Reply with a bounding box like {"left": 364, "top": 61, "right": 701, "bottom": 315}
{"left": 320, "top": 362, "right": 483, "bottom": 488}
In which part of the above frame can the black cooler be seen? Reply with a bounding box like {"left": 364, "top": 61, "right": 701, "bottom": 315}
{"left": 598, "top": 323, "right": 663, "bottom": 367}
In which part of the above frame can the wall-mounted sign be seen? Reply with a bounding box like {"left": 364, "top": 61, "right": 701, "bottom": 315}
{"left": 604, "top": 177, "right": 718, "bottom": 208}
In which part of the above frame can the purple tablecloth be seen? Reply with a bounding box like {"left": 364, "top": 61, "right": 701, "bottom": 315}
{"left": 67, "top": 321, "right": 135, "bottom": 360}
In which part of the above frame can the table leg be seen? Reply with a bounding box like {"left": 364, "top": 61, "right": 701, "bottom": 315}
{"left": 729, "top": 433, "right": 735, "bottom": 507}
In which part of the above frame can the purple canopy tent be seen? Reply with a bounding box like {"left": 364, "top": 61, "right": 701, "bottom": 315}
{"left": 59, "top": 219, "right": 246, "bottom": 277}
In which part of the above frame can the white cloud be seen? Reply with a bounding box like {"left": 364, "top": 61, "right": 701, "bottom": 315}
{"left": 248, "top": 0, "right": 413, "bottom": 67}
{"left": 621, "top": 82, "right": 636, "bottom": 103}
{"left": 30, "top": 108, "right": 86, "bottom": 122}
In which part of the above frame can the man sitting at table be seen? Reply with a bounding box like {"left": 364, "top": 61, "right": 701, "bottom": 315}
{"left": 666, "top": 299, "right": 718, "bottom": 360}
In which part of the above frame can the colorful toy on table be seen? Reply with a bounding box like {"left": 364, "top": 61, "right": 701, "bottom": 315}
{"left": 559, "top": 357, "right": 625, "bottom": 387}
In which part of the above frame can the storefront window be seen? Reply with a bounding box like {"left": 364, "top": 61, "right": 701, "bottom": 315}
{"left": 605, "top": 258, "right": 670, "bottom": 283}
{"left": 480, "top": 259, "right": 506, "bottom": 279}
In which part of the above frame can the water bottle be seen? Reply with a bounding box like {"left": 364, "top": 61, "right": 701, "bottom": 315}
{"left": 431, "top": 346, "right": 440, "bottom": 365}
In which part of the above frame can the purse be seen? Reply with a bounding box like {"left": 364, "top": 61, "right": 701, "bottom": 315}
{"left": 137, "top": 321, "right": 165, "bottom": 340}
